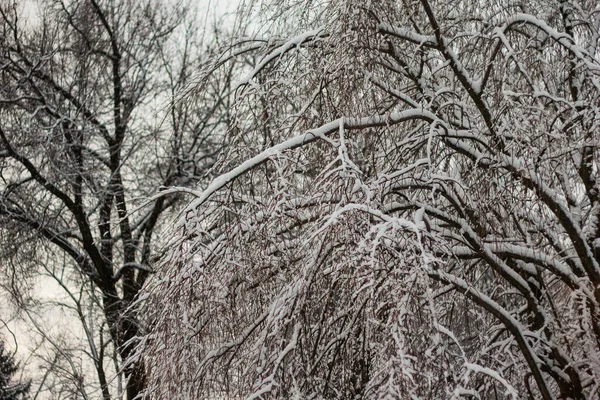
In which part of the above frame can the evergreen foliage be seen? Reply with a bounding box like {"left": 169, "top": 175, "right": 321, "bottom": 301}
{"left": 0, "top": 342, "right": 29, "bottom": 400}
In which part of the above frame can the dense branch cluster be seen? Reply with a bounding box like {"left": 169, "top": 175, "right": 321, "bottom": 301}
{"left": 0, "top": 0, "right": 230, "bottom": 398}
{"left": 0, "top": 341, "right": 29, "bottom": 400}
{"left": 139, "top": 0, "right": 600, "bottom": 398}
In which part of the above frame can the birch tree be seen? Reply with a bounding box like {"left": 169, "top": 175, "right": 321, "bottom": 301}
{"left": 141, "top": 0, "right": 600, "bottom": 398}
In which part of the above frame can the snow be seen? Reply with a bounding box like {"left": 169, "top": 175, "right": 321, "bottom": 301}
{"left": 464, "top": 362, "right": 518, "bottom": 399}
{"left": 179, "top": 108, "right": 438, "bottom": 224}
{"left": 377, "top": 23, "right": 437, "bottom": 47}
{"left": 138, "top": 3, "right": 600, "bottom": 399}
{"left": 237, "top": 27, "right": 324, "bottom": 88}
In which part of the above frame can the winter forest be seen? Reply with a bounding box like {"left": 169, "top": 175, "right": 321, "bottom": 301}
{"left": 0, "top": 0, "right": 600, "bottom": 399}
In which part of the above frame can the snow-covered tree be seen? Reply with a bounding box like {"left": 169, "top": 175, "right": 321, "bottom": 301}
{"left": 140, "top": 0, "right": 600, "bottom": 398}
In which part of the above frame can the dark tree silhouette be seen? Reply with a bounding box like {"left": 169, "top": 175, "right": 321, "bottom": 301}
{"left": 0, "top": 341, "right": 29, "bottom": 400}
{"left": 0, "top": 0, "right": 231, "bottom": 398}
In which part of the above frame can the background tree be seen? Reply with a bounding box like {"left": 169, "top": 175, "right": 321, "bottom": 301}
{"left": 140, "top": 0, "right": 600, "bottom": 398}
{"left": 0, "top": 0, "right": 232, "bottom": 398}
{"left": 0, "top": 340, "right": 30, "bottom": 400}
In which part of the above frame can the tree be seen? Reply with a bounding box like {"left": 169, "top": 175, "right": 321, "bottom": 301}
{"left": 0, "top": 340, "right": 30, "bottom": 400}
{"left": 0, "top": 0, "right": 231, "bottom": 398}
{"left": 139, "top": 0, "right": 600, "bottom": 398}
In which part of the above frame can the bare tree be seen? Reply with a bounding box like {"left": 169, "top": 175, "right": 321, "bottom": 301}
{"left": 0, "top": 0, "right": 232, "bottom": 398}
{"left": 140, "top": 0, "right": 600, "bottom": 398}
